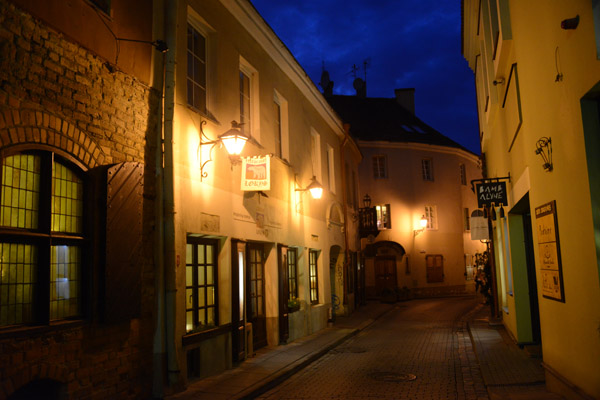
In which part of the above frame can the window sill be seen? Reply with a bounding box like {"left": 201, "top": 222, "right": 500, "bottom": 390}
{"left": 0, "top": 319, "right": 85, "bottom": 340}
{"left": 182, "top": 323, "right": 231, "bottom": 347}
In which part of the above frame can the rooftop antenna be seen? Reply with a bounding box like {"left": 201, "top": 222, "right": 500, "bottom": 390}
{"left": 363, "top": 58, "right": 370, "bottom": 83}
{"left": 350, "top": 64, "right": 359, "bottom": 79}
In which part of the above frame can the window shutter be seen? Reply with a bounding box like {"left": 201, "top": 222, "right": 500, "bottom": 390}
{"left": 104, "top": 162, "right": 144, "bottom": 324}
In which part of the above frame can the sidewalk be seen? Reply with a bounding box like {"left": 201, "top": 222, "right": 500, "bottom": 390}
{"left": 166, "top": 302, "right": 394, "bottom": 400}
{"left": 467, "top": 303, "right": 564, "bottom": 400}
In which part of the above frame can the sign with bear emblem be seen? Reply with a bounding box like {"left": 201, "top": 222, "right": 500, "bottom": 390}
{"left": 241, "top": 155, "right": 270, "bottom": 191}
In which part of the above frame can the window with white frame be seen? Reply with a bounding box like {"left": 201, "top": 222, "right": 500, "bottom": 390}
{"left": 460, "top": 163, "right": 467, "bottom": 185}
{"left": 326, "top": 144, "right": 335, "bottom": 194}
{"left": 310, "top": 129, "right": 322, "bottom": 183}
{"left": 187, "top": 22, "right": 207, "bottom": 114}
{"left": 239, "top": 57, "right": 259, "bottom": 140}
{"left": 273, "top": 90, "right": 289, "bottom": 160}
{"left": 424, "top": 205, "right": 438, "bottom": 230}
{"left": 422, "top": 159, "right": 434, "bottom": 181}
{"left": 372, "top": 155, "right": 387, "bottom": 179}
{"left": 376, "top": 204, "right": 391, "bottom": 230}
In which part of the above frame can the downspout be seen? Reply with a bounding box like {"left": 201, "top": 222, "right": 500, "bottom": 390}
{"left": 340, "top": 124, "right": 351, "bottom": 307}
{"left": 152, "top": 0, "right": 166, "bottom": 397}
{"left": 163, "top": 0, "right": 180, "bottom": 387}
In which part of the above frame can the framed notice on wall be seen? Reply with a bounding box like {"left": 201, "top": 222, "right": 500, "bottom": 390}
{"left": 535, "top": 200, "right": 565, "bottom": 302}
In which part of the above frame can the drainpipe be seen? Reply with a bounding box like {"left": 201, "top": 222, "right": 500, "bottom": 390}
{"left": 163, "top": 0, "right": 180, "bottom": 387}
{"left": 340, "top": 124, "right": 351, "bottom": 307}
{"left": 152, "top": 0, "right": 166, "bottom": 396}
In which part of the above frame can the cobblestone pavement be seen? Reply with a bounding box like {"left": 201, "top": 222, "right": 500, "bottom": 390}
{"left": 256, "top": 297, "right": 489, "bottom": 400}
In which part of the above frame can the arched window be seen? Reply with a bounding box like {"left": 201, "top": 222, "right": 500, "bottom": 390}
{"left": 0, "top": 151, "right": 86, "bottom": 327}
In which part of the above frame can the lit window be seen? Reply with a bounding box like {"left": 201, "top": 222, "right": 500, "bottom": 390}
{"left": 185, "top": 238, "right": 218, "bottom": 333}
{"left": 0, "top": 152, "right": 84, "bottom": 326}
{"left": 376, "top": 204, "right": 391, "bottom": 230}
{"left": 424, "top": 205, "right": 437, "bottom": 230}
{"left": 187, "top": 23, "right": 207, "bottom": 114}
{"left": 309, "top": 250, "right": 319, "bottom": 304}
{"left": 460, "top": 163, "right": 467, "bottom": 185}
{"left": 287, "top": 248, "right": 298, "bottom": 303}
{"left": 373, "top": 155, "right": 387, "bottom": 179}
{"left": 422, "top": 159, "right": 434, "bottom": 181}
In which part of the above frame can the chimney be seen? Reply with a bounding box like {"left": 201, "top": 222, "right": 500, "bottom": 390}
{"left": 395, "top": 88, "right": 415, "bottom": 114}
{"left": 353, "top": 78, "right": 367, "bottom": 98}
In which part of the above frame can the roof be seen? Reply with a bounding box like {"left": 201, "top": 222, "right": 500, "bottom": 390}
{"left": 327, "top": 95, "right": 473, "bottom": 153}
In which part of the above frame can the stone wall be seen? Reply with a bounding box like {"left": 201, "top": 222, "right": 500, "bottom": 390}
{"left": 0, "top": 1, "right": 159, "bottom": 399}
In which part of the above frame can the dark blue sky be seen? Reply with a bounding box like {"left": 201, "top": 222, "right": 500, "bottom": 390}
{"left": 250, "top": 0, "right": 481, "bottom": 154}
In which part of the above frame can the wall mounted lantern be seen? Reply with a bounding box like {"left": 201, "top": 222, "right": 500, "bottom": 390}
{"left": 199, "top": 120, "right": 249, "bottom": 180}
{"left": 414, "top": 215, "right": 428, "bottom": 236}
{"left": 295, "top": 175, "right": 323, "bottom": 199}
{"left": 363, "top": 194, "right": 371, "bottom": 208}
{"left": 535, "top": 136, "right": 553, "bottom": 172}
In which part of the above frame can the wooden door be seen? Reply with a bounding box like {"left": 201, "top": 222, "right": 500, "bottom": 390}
{"left": 247, "top": 244, "right": 267, "bottom": 350}
{"left": 375, "top": 256, "right": 397, "bottom": 296}
{"left": 426, "top": 254, "right": 444, "bottom": 283}
{"left": 277, "top": 245, "right": 289, "bottom": 344}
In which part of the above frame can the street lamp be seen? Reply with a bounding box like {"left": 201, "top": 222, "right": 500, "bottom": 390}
{"left": 296, "top": 175, "right": 323, "bottom": 199}
{"left": 414, "top": 215, "right": 428, "bottom": 236}
{"left": 199, "top": 120, "right": 249, "bottom": 180}
{"left": 363, "top": 194, "right": 371, "bottom": 208}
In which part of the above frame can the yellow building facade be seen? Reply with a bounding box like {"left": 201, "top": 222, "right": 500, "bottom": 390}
{"left": 463, "top": 1, "right": 600, "bottom": 398}
{"left": 154, "top": 0, "right": 359, "bottom": 392}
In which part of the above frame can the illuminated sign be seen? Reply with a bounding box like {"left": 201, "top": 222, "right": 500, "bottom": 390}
{"left": 241, "top": 155, "right": 270, "bottom": 191}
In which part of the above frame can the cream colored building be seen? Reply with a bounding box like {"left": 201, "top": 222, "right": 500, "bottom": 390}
{"left": 462, "top": 1, "right": 600, "bottom": 398}
{"left": 153, "top": 0, "right": 359, "bottom": 392}
{"left": 328, "top": 90, "right": 485, "bottom": 300}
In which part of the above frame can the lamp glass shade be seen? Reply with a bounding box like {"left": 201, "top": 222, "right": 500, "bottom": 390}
{"left": 307, "top": 176, "right": 323, "bottom": 199}
{"left": 219, "top": 128, "right": 249, "bottom": 155}
{"left": 419, "top": 215, "right": 428, "bottom": 228}
{"left": 363, "top": 194, "right": 371, "bottom": 208}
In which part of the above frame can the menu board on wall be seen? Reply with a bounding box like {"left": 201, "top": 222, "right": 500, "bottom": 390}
{"left": 535, "top": 200, "right": 565, "bottom": 302}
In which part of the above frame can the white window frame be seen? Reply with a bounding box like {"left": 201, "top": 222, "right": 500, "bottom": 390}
{"left": 273, "top": 89, "right": 289, "bottom": 161}
{"left": 372, "top": 155, "right": 387, "bottom": 179}
{"left": 422, "top": 158, "right": 434, "bottom": 181}
{"left": 187, "top": 9, "right": 215, "bottom": 117}
{"left": 239, "top": 56, "right": 260, "bottom": 142}
{"left": 376, "top": 204, "right": 391, "bottom": 230}
{"left": 326, "top": 144, "right": 335, "bottom": 194}
{"left": 425, "top": 205, "right": 438, "bottom": 230}
{"left": 310, "top": 128, "right": 322, "bottom": 183}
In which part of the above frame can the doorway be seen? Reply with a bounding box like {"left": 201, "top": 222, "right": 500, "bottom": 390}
{"left": 231, "top": 240, "right": 246, "bottom": 363}
{"left": 510, "top": 193, "right": 541, "bottom": 344}
{"left": 375, "top": 256, "right": 397, "bottom": 296}
{"left": 247, "top": 243, "right": 267, "bottom": 350}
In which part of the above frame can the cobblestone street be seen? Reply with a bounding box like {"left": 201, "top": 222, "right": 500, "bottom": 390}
{"left": 256, "top": 297, "right": 488, "bottom": 400}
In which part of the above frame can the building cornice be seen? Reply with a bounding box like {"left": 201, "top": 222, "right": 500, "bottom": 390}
{"left": 358, "top": 140, "right": 481, "bottom": 164}
{"left": 222, "top": 0, "right": 345, "bottom": 139}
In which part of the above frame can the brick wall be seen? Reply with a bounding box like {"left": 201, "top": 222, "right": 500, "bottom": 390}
{"left": 0, "top": 1, "right": 159, "bottom": 399}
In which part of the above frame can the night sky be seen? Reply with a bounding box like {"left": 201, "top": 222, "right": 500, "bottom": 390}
{"left": 250, "top": 0, "right": 481, "bottom": 154}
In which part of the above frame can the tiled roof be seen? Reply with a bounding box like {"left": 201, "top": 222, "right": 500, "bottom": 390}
{"left": 327, "top": 95, "right": 471, "bottom": 152}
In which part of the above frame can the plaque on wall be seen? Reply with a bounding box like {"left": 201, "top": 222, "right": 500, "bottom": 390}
{"left": 535, "top": 200, "right": 565, "bottom": 302}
